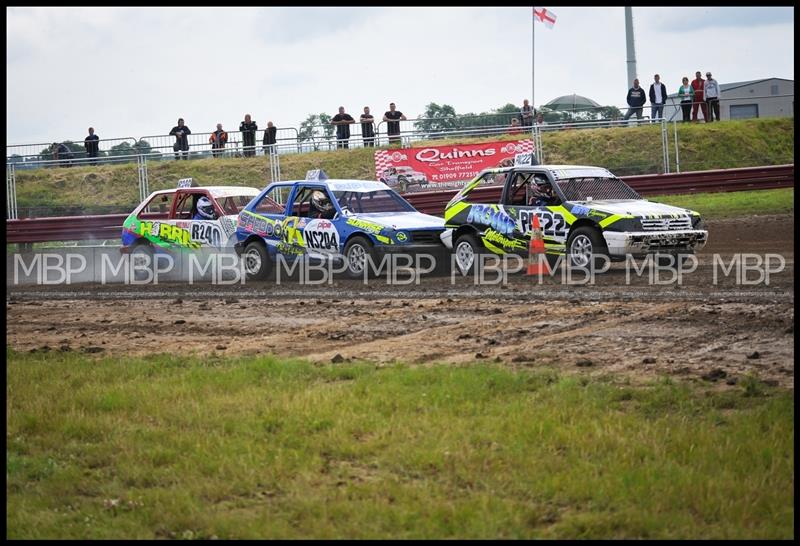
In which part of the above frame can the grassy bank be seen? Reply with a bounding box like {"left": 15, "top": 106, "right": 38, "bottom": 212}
{"left": 7, "top": 351, "right": 793, "bottom": 539}
{"left": 12, "top": 118, "right": 793, "bottom": 213}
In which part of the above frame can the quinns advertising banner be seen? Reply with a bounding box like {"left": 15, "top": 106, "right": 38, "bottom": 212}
{"left": 374, "top": 139, "right": 535, "bottom": 194}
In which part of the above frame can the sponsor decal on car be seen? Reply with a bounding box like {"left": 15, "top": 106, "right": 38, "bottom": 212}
{"left": 304, "top": 219, "right": 340, "bottom": 253}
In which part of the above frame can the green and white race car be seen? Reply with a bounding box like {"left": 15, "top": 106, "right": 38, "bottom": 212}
{"left": 441, "top": 165, "right": 709, "bottom": 272}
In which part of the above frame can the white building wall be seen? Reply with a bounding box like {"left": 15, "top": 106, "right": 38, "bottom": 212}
{"left": 663, "top": 78, "right": 793, "bottom": 122}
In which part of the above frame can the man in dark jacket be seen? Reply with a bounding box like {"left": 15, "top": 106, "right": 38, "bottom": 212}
{"left": 262, "top": 121, "right": 277, "bottom": 154}
{"left": 52, "top": 142, "right": 74, "bottom": 167}
{"left": 84, "top": 127, "right": 100, "bottom": 165}
{"left": 331, "top": 106, "right": 355, "bottom": 149}
{"left": 239, "top": 114, "right": 258, "bottom": 157}
{"left": 648, "top": 74, "right": 668, "bottom": 121}
{"left": 623, "top": 79, "right": 646, "bottom": 121}
{"left": 360, "top": 106, "right": 375, "bottom": 147}
{"left": 169, "top": 118, "right": 191, "bottom": 160}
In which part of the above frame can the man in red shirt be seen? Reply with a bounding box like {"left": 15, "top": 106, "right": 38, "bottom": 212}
{"left": 691, "top": 71, "right": 709, "bottom": 122}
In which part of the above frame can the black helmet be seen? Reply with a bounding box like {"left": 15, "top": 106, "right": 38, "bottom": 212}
{"left": 311, "top": 190, "right": 333, "bottom": 213}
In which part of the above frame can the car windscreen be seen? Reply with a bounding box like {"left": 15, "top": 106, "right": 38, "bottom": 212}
{"left": 556, "top": 177, "right": 642, "bottom": 201}
{"left": 334, "top": 190, "right": 415, "bottom": 214}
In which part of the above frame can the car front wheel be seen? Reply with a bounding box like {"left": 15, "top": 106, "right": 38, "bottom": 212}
{"left": 343, "top": 236, "right": 376, "bottom": 279}
{"left": 567, "top": 226, "right": 609, "bottom": 269}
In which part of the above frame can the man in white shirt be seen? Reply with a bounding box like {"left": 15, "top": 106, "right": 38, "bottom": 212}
{"left": 703, "top": 72, "right": 721, "bottom": 123}
{"left": 648, "top": 74, "right": 668, "bottom": 121}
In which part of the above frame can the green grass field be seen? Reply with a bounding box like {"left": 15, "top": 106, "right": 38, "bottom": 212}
{"left": 6, "top": 351, "right": 794, "bottom": 539}
{"left": 650, "top": 188, "right": 794, "bottom": 219}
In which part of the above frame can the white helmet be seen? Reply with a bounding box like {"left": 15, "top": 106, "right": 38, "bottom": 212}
{"left": 311, "top": 190, "right": 333, "bottom": 213}
{"left": 196, "top": 196, "right": 215, "bottom": 219}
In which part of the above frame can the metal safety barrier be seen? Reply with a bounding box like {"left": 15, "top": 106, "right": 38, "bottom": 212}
{"left": 5, "top": 164, "right": 793, "bottom": 244}
{"left": 403, "top": 164, "right": 795, "bottom": 215}
{"left": 6, "top": 213, "right": 129, "bottom": 244}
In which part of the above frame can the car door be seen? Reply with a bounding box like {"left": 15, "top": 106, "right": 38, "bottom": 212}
{"left": 285, "top": 185, "right": 340, "bottom": 261}
{"left": 502, "top": 171, "right": 569, "bottom": 254}
{"left": 171, "top": 189, "right": 225, "bottom": 249}
{"left": 240, "top": 184, "right": 293, "bottom": 257}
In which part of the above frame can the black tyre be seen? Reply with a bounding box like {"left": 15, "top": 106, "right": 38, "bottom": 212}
{"left": 453, "top": 232, "right": 487, "bottom": 276}
{"left": 343, "top": 236, "right": 376, "bottom": 279}
{"left": 567, "top": 226, "right": 609, "bottom": 269}
{"left": 243, "top": 240, "right": 270, "bottom": 281}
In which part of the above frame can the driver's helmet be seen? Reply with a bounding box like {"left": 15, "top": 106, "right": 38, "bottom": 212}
{"left": 311, "top": 190, "right": 333, "bottom": 213}
{"left": 195, "top": 196, "right": 216, "bottom": 219}
{"left": 530, "top": 176, "right": 553, "bottom": 200}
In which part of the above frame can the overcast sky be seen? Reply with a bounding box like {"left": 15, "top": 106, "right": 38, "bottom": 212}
{"left": 6, "top": 6, "right": 794, "bottom": 145}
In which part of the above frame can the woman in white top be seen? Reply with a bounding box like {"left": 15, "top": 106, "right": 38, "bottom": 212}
{"left": 677, "top": 77, "right": 693, "bottom": 122}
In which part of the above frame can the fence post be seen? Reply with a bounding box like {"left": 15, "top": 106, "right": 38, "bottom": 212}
{"left": 268, "top": 148, "right": 281, "bottom": 183}
{"left": 6, "top": 162, "right": 18, "bottom": 220}
{"left": 136, "top": 155, "right": 150, "bottom": 202}
{"left": 673, "top": 120, "right": 680, "bottom": 173}
{"left": 533, "top": 125, "right": 544, "bottom": 164}
{"left": 661, "top": 120, "right": 670, "bottom": 174}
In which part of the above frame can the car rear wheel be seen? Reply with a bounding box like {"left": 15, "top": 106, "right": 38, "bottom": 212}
{"left": 567, "top": 226, "right": 609, "bottom": 269}
{"left": 130, "top": 243, "right": 154, "bottom": 281}
{"left": 343, "top": 236, "right": 376, "bottom": 279}
{"left": 243, "top": 240, "right": 270, "bottom": 281}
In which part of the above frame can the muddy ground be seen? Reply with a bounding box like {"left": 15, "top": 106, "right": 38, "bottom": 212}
{"left": 6, "top": 214, "right": 795, "bottom": 387}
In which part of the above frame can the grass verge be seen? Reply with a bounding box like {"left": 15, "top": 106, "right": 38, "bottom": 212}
{"left": 650, "top": 188, "right": 794, "bottom": 219}
{"left": 6, "top": 351, "right": 794, "bottom": 539}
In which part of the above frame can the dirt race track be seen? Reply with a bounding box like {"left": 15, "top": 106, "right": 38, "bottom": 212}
{"left": 6, "top": 214, "right": 795, "bottom": 387}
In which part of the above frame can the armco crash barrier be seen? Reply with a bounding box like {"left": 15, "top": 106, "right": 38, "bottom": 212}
{"left": 5, "top": 164, "right": 794, "bottom": 244}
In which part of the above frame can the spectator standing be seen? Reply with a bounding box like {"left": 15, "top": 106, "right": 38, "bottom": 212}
{"left": 536, "top": 112, "right": 547, "bottom": 125}
{"left": 648, "top": 74, "right": 667, "bottom": 121}
{"left": 677, "top": 77, "right": 693, "bottom": 122}
{"left": 262, "top": 121, "right": 277, "bottom": 154}
{"left": 209, "top": 123, "right": 228, "bottom": 157}
{"left": 703, "top": 72, "right": 721, "bottom": 123}
{"left": 331, "top": 106, "right": 355, "bottom": 149}
{"left": 52, "top": 142, "right": 73, "bottom": 167}
{"left": 383, "top": 102, "right": 407, "bottom": 146}
{"left": 360, "top": 106, "right": 376, "bottom": 147}
{"left": 520, "top": 99, "right": 534, "bottom": 127}
{"left": 509, "top": 117, "right": 523, "bottom": 134}
{"left": 239, "top": 114, "right": 258, "bottom": 157}
{"left": 623, "top": 79, "right": 646, "bottom": 120}
{"left": 84, "top": 127, "right": 100, "bottom": 165}
{"left": 169, "top": 118, "right": 191, "bottom": 160}
{"left": 690, "top": 71, "right": 708, "bottom": 122}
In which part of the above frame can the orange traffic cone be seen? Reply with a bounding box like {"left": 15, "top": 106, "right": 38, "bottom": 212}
{"left": 527, "top": 214, "right": 550, "bottom": 276}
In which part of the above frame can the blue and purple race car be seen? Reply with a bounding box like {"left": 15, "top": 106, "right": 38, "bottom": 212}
{"left": 234, "top": 173, "right": 446, "bottom": 279}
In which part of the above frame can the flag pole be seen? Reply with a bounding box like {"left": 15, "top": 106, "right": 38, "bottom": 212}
{"left": 532, "top": 6, "right": 536, "bottom": 156}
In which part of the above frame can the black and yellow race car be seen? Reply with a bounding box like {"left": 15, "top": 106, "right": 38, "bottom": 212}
{"left": 441, "top": 165, "right": 708, "bottom": 273}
